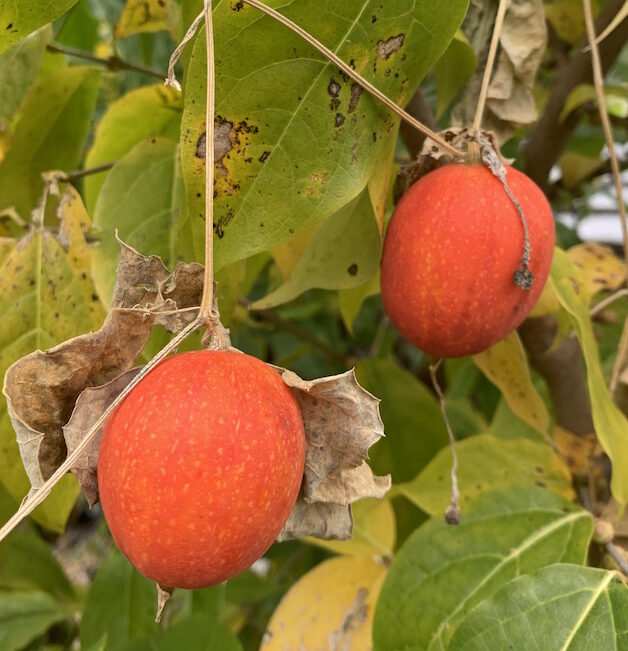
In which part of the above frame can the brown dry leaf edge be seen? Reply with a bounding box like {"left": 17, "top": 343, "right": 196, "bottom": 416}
{"left": 3, "top": 237, "right": 390, "bottom": 541}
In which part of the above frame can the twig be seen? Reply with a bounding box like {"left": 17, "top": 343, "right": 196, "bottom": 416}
{"left": 606, "top": 541, "right": 628, "bottom": 577}
{"left": 55, "top": 161, "right": 116, "bottom": 184}
{"left": 0, "top": 318, "right": 203, "bottom": 543}
{"left": 46, "top": 43, "right": 165, "bottom": 79}
{"left": 583, "top": 0, "right": 628, "bottom": 392}
{"left": 472, "top": 0, "right": 509, "bottom": 130}
{"left": 590, "top": 288, "right": 628, "bottom": 318}
{"left": 429, "top": 359, "right": 461, "bottom": 524}
{"left": 165, "top": 0, "right": 463, "bottom": 159}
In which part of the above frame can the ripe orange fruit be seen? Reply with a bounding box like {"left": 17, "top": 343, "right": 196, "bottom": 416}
{"left": 98, "top": 350, "right": 305, "bottom": 588}
{"left": 380, "top": 163, "right": 555, "bottom": 357}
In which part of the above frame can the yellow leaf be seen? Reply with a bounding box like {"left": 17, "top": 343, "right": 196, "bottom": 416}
{"left": 553, "top": 425, "right": 601, "bottom": 479}
{"left": 567, "top": 242, "right": 626, "bottom": 298}
{"left": 550, "top": 248, "right": 628, "bottom": 505}
{"left": 271, "top": 225, "right": 317, "bottom": 279}
{"left": 529, "top": 281, "right": 560, "bottom": 317}
{"left": 115, "top": 0, "right": 168, "bottom": 39}
{"left": 559, "top": 151, "right": 605, "bottom": 190}
{"left": 261, "top": 555, "right": 386, "bottom": 651}
{"left": 401, "top": 433, "right": 575, "bottom": 515}
{"left": 473, "top": 332, "right": 550, "bottom": 438}
{"left": 367, "top": 125, "right": 397, "bottom": 235}
{"left": 306, "top": 498, "right": 396, "bottom": 557}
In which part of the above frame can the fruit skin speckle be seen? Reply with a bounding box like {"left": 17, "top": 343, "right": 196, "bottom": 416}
{"left": 98, "top": 350, "right": 306, "bottom": 589}
{"left": 380, "top": 163, "right": 555, "bottom": 358}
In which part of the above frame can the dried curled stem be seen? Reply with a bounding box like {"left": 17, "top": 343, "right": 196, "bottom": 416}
{"left": 429, "top": 359, "right": 461, "bottom": 524}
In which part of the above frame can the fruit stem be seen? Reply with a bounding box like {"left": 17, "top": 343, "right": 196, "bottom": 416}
{"left": 241, "top": 0, "right": 464, "bottom": 160}
{"left": 0, "top": 317, "right": 203, "bottom": 544}
{"left": 429, "top": 360, "right": 461, "bottom": 525}
{"left": 472, "top": 0, "right": 508, "bottom": 131}
{"left": 582, "top": 0, "right": 628, "bottom": 392}
{"left": 198, "top": 0, "right": 218, "bottom": 323}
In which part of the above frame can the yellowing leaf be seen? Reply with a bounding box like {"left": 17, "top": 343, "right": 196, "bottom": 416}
{"left": 553, "top": 426, "right": 601, "bottom": 479}
{"left": 544, "top": 0, "right": 587, "bottom": 44}
{"left": 567, "top": 242, "right": 626, "bottom": 297}
{"left": 260, "top": 555, "right": 387, "bottom": 651}
{"left": 473, "top": 332, "right": 550, "bottom": 438}
{"left": 306, "top": 497, "right": 396, "bottom": 557}
{"left": 401, "top": 433, "right": 574, "bottom": 515}
{"left": 559, "top": 151, "right": 605, "bottom": 189}
{"left": 550, "top": 248, "right": 628, "bottom": 505}
{"left": 115, "top": 0, "right": 169, "bottom": 38}
{"left": 529, "top": 280, "right": 560, "bottom": 316}
{"left": 0, "top": 187, "right": 105, "bottom": 531}
{"left": 339, "top": 272, "right": 380, "bottom": 335}
{"left": 368, "top": 125, "right": 398, "bottom": 234}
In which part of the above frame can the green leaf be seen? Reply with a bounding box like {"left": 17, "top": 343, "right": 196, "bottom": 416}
{"left": 433, "top": 30, "right": 477, "bottom": 118}
{"left": 449, "top": 565, "right": 628, "bottom": 650}
{"left": 0, "top": 187, "right": 104, "bottom": 531}
{"left": 92, "top": 138, "right": 181, "bottom": 306}
{"left": 153, "top": 614, "right": 242, "bottom": 651}
{"left": 0, "top": 66, "right": 100, "bottom": 219}
{"left": 306, "top": 497, "right": 396, "bottom": 557}
{"left": 0, "top": 530, "right": 73, "bottom": 598}
{"left": 355, "top": 357, "right": 448, "bottom": 482}
{"left": 83, "top": 635, "right": 108, "bottom": 651}
{"left": 251, "top": 190, "right": 381, "bottom": 309}
{"left": 550, "top": 248, "right": 628, "bottom": 505}
{"left": 372, "top": 486, "right": 593, "bottom": 651}
{"left": 84, "top": 84, "right": 182, "bottom": 213}
{"left": 400, "top": 433, "right": 574, "bottom": 515}
{"left": 80, "top": 552, "right": 157, "bottom": 651}
{"left": 0, "top": 0, "right": 78, "bottom": 54}
{"left": 0, "top": 590, "right": 67, "bottom": 651}
{"left": 561, "top": 83, "right": 628, "bottom": 121}
{"left": 180, "top": 0, "right": 468, "bottom": 268}
{"left": 0, "top": 25, "right": 49, "bottom": 128}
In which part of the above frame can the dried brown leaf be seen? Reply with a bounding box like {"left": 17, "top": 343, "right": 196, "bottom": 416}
{"left": 63, "top": 369, "right": 140, "bottom": 506}
{"left": 277, "top": 502, "right": 353, "bottom": 542}
{"left": 277, "top": 368, "right": 390, "bottom": 541}
{"left": 452, "top": 0, "right": 546, "bottom": 142}
{"left": 3, "top": 239, "right": 203, "bottom": 493}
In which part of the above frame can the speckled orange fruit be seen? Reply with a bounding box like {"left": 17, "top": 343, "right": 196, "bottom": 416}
{"left": 98, "top": 350, "right": 305, "bottom": 589}
{"left": 380, "top": 163, "right": 555, "bottom": 357}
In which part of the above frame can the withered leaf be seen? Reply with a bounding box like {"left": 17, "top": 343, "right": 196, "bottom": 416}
{"left": 452, "top": 0, "right": 546, "bottom": 142}
{"left": 277, "top": 368, "right": 390, "bottom": 541}
{"left": 63, "top": 369, "right": 140, "bottom": 506}
{"left": 3, "top": 238, "right": 203, "bottom": 494}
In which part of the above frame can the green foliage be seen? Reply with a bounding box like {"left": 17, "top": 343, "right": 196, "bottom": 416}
{"left": 0, "top": 66, "right": 100, "bottom": 219}
{"left": 449, "top": 565, "right": 628, "bottom": 650}
{"left": 0, "top": 590, "right": 68, "bottom": 651}
{"left": 0, "top": 1, "right": 626, "bottom": 649}
{"left": 179, "top": 0, "right": 469, "bottom": 269}
{"left": 373, "top": 486, "right": 593, "bottom": 651}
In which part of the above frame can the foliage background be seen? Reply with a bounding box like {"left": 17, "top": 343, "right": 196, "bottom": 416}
{"left": 0, "top": 0, "right": 627, "bottom": 649}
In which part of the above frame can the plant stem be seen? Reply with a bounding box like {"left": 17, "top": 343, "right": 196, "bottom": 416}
{"left": 0, "top": 317, "right": 203, "bottom": 544}
{"left": 429, "top": 359, "right": 461, "bottom": 524}
{"left": 590, "top": 288, "right": 628, "bottom": 318}
{"left": 198, "top": 0, "right": 217, "bottom": 321}
{"left": 46, "top": 43, "right": 165, "bottom": 79}
{"left": 241, "top": 0, "right": 463, "bottom": 159}
{"left": 582, "top": 0, "right": 628, "bottom": 392}
{"left": 472, "top": 0, "right": 508, "bottom": 131}
{"left": 56, "top": 161, "right": 116, "bottom": 183}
